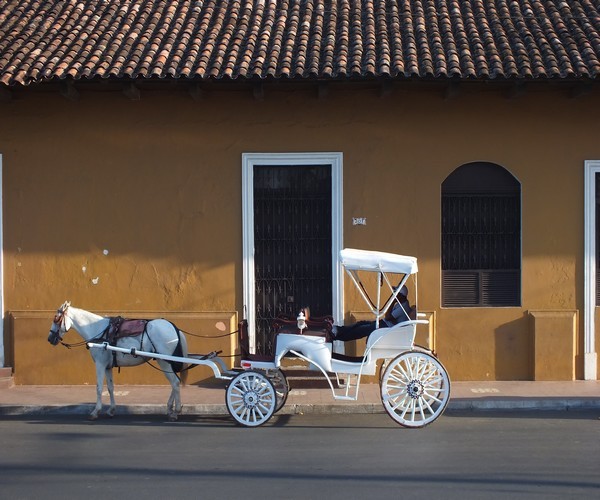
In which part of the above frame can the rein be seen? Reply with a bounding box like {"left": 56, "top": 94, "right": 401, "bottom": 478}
{"left": 60, "top": 339, "right": 89, "bottom": 349}
{"left": 179, "top": 328, "right": 239, "bottom": 339}
{"left": 60, "top": 333, "right": 105, "bottom": 349}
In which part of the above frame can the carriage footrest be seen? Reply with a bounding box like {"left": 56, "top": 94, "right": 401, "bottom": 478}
{"left": 243, "top": 353, "right": 275, "bottom": 362}
{"left": 331, "top": 352, "right": 366, "bottom": 364}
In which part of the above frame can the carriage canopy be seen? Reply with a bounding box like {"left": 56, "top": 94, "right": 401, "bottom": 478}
{"left": 339, "top": 248, "right": 418, "bottom": 275}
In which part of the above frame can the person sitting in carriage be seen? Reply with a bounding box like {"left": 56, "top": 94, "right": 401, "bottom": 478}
{"left": 331, "top": 285, "right": 416, "bottom": 342}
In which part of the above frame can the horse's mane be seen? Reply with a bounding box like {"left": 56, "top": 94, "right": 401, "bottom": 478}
{"left": 68, "top": 306, "right": 108, "bottom": 329}
{"left": 71, "top": 306, "right": 104, "bottom": 318}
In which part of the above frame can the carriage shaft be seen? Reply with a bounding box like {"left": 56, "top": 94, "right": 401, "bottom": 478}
{"left": 87, "top": 342, "right": 234, "bottom": 380}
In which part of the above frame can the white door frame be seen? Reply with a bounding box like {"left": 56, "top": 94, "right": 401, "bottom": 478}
{"left": 584, "top": 160, "right": 599, "bottom": 380}
{"left": 0, "top": 154, "right": 4, "bottom": 367}
{"left": 242, "top": 152, "right": 343, "bottom": 353}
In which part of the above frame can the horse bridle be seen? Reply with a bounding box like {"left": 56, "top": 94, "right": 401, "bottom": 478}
{"left": 48, "top": 303, "right": 70, "bottom": 345}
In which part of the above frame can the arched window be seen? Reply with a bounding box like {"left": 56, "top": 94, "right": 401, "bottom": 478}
{"left": 442, "top": 162, "right": 521, "bottom": 307}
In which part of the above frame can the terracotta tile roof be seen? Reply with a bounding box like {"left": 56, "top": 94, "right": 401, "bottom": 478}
{"left": 0, "top": 0, "right": 599, "bottom": 86}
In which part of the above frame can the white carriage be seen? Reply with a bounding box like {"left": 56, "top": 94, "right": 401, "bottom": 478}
{"left": 227, "top": 248, "right": 451, "bottom": 428}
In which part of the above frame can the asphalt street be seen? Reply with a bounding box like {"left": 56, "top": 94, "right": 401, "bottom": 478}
{"left": 0, "top": 411, "right": 598, "bottom": 499}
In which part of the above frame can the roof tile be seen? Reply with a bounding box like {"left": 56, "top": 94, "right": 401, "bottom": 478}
{"left": 0, "top": 0, "right": 599, "bottom": 86}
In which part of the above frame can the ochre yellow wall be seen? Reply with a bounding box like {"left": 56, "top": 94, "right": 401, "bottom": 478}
{"left": 1, "top": 83, "right": 599, "bottom": 382}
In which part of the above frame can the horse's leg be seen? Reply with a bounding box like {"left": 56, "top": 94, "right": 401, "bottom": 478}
{"left": 158, "top": 359, "right": 181, "bottom": 421}
{"left": 90, "top": 361, "right": 106, "bottom": 420}
{"left": 105, "top": 367, "right": 116, "bottom": 417}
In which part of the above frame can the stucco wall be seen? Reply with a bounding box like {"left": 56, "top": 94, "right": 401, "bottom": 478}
{"left": 1, "top": 82, "right": 598, "bottom": 382}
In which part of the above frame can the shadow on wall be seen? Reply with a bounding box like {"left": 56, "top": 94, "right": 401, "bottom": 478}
{"left": 494, "top": 313, "right": 531, "bottom": 380}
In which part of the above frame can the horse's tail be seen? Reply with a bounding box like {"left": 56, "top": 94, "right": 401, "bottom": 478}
{"left": 167, "top": 323, "right": 189, "bottom": 385}
{"left": 178, "top": 331, "right": 189, "bottom": 386}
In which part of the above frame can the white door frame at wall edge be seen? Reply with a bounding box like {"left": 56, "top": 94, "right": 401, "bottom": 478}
{"left": 584, "top": 160, "right": 599, "bottom": 380}
{"left": 0, "top": 154, "right": 4, "bottom": 367}
{"left": 242, "top": 152, "right": 344, "bottom": 354}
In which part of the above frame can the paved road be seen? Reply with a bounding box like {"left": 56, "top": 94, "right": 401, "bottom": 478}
{"left": 0, "top": 411, "right": 598, "bottom": 499}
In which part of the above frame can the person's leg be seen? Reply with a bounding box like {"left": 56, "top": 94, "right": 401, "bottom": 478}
{"left": 333, "top": 321, "right": 376, "bottom": 342}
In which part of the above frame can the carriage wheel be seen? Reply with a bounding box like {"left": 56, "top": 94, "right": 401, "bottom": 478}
{"left": 266, "top": 369, "right": 289, "bottom": 413}
{"left": 379, "top": 360, "right": 389, "bottom": 384}
{"left": 380, "top": 351, "right": 450, "bottom": 428}
{"left": 226, "top": 371, "right": 276, "bottom": 427}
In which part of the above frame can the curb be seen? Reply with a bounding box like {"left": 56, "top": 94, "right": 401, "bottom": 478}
{"left": 449, "top": 399, "right": 600, "bottom": 411}
{"left": 1, "top": 399, "right": 599, "bottom": 417}
{"left": 0, "top": 403, "right": 386, "bottom": 417}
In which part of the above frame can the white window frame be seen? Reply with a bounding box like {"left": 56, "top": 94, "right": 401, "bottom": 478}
{"left": 0, "top": 154, "right": 4, "bottom": 367}
{"left": 584, "top": 160, "right": 599, "bottom": 380}
{"left": 242, "top": 152, "right": 343, "bottom": 353}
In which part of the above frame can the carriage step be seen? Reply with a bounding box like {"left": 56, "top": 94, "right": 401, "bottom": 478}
{"left": 282, "top": 367, "right": 342, "bottom": 389}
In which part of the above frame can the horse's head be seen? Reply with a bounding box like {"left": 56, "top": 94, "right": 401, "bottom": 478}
{"left": 48, "top": 301, "right": 73, "bottom": 345}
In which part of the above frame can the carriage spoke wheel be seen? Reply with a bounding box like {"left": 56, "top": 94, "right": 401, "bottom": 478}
{"left": 380, "top": 351, "right": 450, "bottom": 428}
{"left": 265, "top": 369, "right": 289, "bottom": 413}
{"left": 226, "top": 371, "right": 276, "bottom": 427}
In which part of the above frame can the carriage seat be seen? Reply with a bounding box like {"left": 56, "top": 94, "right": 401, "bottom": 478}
{"left": 272, "top": 314, "right": 334, "bottom": 342}
{"left": 237, "top": 315, "right": 334, "bottom": 363}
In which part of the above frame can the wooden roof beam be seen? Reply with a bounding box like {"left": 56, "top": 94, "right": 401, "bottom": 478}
{"left": 318, "top": 81, "right": 329, "bottom": 100}
{"left": 253, "top": 82, "right": 264, "bottom": 101}
{"left": 505, "top": 81, "right": 527, "bottom": 99}
{"left": 60, "top": 80, "right": 79, "bottom": 101}
{"left": 569, "top": 82, "right": 593, "bottom": 99}
{"left": 123, "top": 82, "right": 140, "bottom": 100}
{"left": 379, "top": 79, "right": 393, "bottom": 98}
{"left": 188, "top": 83, "right": 204, "bottom": 101}
{"left": 443, "top": 81, "right": 460, "bottom": 100}
{"left": 0, "top": 86, "right": 12, "bottom": 102}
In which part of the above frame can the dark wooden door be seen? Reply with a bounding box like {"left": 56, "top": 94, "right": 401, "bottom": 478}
{"left": 253, "top": 165, "right": 332, "bottom": 354}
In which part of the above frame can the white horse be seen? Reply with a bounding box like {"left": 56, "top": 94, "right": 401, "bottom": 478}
{"left": 48, "top": 301, "right": 188, "bottom": 421}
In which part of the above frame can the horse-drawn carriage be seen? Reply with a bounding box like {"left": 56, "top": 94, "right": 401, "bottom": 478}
{"left": 48, "top": 248, "right": 450, "bottom": 427}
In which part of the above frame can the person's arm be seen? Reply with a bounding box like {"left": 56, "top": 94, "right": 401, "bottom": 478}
{"left": 391, "top": 301, "right": 412, "bottom": 323}
{"left": 385, "top": 305, "right": 395, "bottom": 323}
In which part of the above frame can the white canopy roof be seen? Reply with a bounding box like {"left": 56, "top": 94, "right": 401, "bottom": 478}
{"left": 340, "top": 248, "right": 418, "bottom": 275}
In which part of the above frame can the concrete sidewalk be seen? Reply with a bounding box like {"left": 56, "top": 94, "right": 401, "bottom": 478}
{"left": 0, "top": 380, "right": 598, "bottom": 416}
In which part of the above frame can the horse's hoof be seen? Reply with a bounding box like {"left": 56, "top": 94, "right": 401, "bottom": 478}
{"left": 88, "top": 414, "right": 98, "bottom": 421}
{"left": 168, "top": 414, "right": 178, "bottom": 422}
